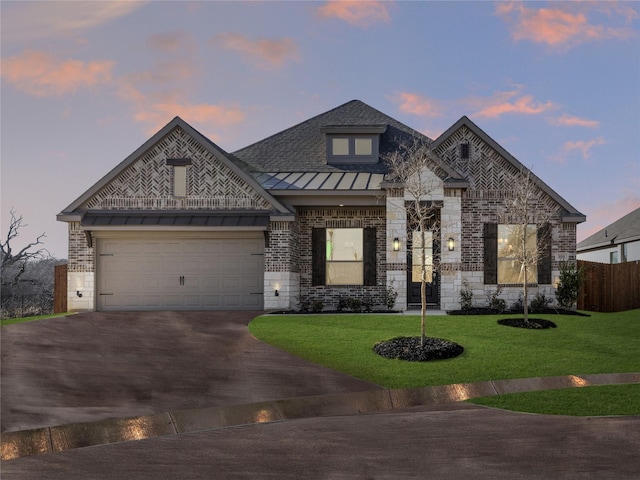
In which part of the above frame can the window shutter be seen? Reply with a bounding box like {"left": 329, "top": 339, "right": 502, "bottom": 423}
{"left": 537, "top": 223, "right": 552, "bottom": 284}
{"left": 484, "top": 223, "right": 498, "bottom": 284}
{"left": 363, "top": 227, "right": 377, "bottom": 286}
{"left": 312, "top": 228, "right": 326, "bottom": 286}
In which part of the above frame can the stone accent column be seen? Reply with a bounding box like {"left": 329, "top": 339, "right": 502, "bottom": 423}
{"left": 264, "top": 220, "right": 299, "bottom": 311}
{"left": 386, "top": 189, "right": 407, "bottom": 311}
{"left": 67, "top": 222, "right": 95, "bottom": 312}
{"left": 440, "top": 189, "right": 463, "bottom": 310}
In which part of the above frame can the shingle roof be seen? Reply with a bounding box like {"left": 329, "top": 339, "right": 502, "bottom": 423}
{"left": 232, "top": 100, "right": 434, "bottom": 174}
{"left": 577, "top": 207, "right": 640, "bottom": 251}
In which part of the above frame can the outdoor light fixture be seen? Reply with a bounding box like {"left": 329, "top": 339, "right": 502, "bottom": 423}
{"left": 275, "top": 289, "right": 279, "bottom": 297}
{"left": 447, "top": 237, "right": 455, "bottom": 251}
{"left": 76, "top": 290, "right": 83, "bottom": 298}
{"left": 393, "top": 237, "right": 400, "bottom": 252}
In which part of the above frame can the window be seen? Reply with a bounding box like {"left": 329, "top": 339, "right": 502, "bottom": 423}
{"left": 484, "top": 223, "right": 551, "bottom": 285}
{"left": 332, "top": 138, "right": 350, "bottom": 156}
{"left": 460, "top": 143, "right": 470, "bottom": 159}
{"left": 610, "top": 251, "right": 618, "bottom": 264}
{"left": 355, "top": 138, "right": 373, "bottom": 156}
{"left": 312, "top": 227, "right": 376, "bottom": 286}
{"left": 321, "top": 125, "right": 385, "bottom": 165}
{"left": 326, "top": 228, "right": 363, "bottom": 285}
{"left": 173, "top": 166, "right": 187, "bottom": 197}
{"left": 497, "top": 224, "right": 538, "bottom": 284}
{"left": 166, "top": 158, "right": 191, "bottom": 197}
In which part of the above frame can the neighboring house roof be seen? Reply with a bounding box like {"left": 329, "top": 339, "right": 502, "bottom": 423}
{"left": 577, "top": 207, "right": 640, "bottom": 251}
{"left": 58, "top": 117, "right": 290, "bottom": 219}
{"left": 433, "top": 116, "right": 586, "bottom": 223}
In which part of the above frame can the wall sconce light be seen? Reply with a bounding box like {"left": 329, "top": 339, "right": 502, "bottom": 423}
{"left": 76, "top": 290, "right": 83, "bottom": 298}
{"left": 275, "top": 289, "right": 279, "bottom": 297}
{"left": 447, "top": 237, "right": 455, "bottom": 251}
{"left": 393, "top": 238, "right": 400, "bottom": 252}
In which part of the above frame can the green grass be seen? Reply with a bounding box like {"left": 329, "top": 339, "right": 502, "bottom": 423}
{"left": 468, "top": 384, "right": 640, "bottom": 416}
{"left": 249, "top": 310, "right": 639, "bottom": 389}
{"left": 1, "top": 312, "right": 73, "bottom": 327}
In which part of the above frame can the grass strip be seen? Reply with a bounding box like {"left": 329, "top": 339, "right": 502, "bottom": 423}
{"left": 1, "top": 312, "right": 73, "bottom": 327}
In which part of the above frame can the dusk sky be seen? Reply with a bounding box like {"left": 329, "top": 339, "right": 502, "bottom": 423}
{"left": 2, "top": 0, "right": 639, "bottom": 259}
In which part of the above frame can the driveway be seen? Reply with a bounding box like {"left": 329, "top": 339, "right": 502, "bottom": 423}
{"left": 1, "top": 311, "right": 378, "bottom": 433}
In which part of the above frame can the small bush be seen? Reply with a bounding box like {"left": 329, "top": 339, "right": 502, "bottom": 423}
{"left": 385, "top": 283, "right": 398, "bottom": 311}
{"left": 459, "top": 280, "right": 473, "bottom": 311}
{"left": 337, "top": 297, "right": 348, "bottom": 312}
{"left": 486, "top": 286, "right": 506, "bottom": 313}
{"left": 530, "top": 292, "right": 553, "bottom": 313}
{"left": 555, "top": 261, "right": 584, "bottom": 308}
{"left": 347, "top": 297, "right": 363, "bottom": 313}
{"left": 310, "top": 299, "right": 324, "bottom": 313}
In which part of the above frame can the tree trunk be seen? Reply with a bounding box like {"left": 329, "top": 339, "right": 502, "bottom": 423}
{"left": 420, "top": 229, "right": 426, "bottom": 347}
{"left": 522, "top": 224, "right": 529, "bottom": 323}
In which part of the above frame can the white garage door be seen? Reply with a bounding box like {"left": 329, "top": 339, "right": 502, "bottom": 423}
{"left": 96, "top": 233, "right": 264, "bottom": 311}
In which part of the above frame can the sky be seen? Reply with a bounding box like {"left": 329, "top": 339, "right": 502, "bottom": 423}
{"left": 1, "top": 0, "right": 639, "bottom": 260}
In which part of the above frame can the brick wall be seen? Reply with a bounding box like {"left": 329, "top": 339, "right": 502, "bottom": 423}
{"left": 297, "top": 206, "right": 387, "bottom": 310}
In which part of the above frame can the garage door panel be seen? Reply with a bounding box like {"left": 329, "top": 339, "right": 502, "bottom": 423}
{"left": 97, "top": 234, "right": 264, "bottom": 311}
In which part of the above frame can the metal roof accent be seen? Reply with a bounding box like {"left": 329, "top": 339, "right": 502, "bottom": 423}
{"left": 81, "top": 211, "right": 270, "bottom": 228}
{"left": 255, "top": 172, "right": 384, "bottom": 191}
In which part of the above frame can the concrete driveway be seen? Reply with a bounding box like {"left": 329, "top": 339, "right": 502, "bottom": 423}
{"left": 1, "top": 311, "right": 378, "bottom": 433}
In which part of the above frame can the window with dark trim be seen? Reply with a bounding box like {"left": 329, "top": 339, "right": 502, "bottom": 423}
{"left": 312, "top": 227, "right": 376, "bottom": 286}
{"left": 484, "top": 223, "right": 551, "bottom": 285}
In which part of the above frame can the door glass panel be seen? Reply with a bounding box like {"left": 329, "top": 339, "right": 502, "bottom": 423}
{"left": 412, "top": 230, "right": 433, "bottom": 283}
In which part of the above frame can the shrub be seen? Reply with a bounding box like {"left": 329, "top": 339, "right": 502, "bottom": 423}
{"left": 530, "top": 292, "right": 553, "bottom": 313}
{"left": 385, "top": 283, "right": 398, "bottom": 311}
{"left": 555, "top": 261, "right": 585, "bottom": 308}
{"left": 347, "top": 297, "right": 363, "bottom": 313}
{"left": 486, "top": 286, "right": 506, "bottom": 312}
{"left": 459, "top": 280, "right": 473, "bottom": 311}
{"left": 310, "top": 299, "right": 324, "bottom": 313}
{"left": 337, "top": 297, "right": 348, "bottom": 312}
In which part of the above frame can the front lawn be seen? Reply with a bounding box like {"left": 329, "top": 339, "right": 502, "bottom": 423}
{"left": 0, "top": 312, "right": 73, "bottom": 327}
{"left": 249, "top": 310, "right": 639, "bottom": 389}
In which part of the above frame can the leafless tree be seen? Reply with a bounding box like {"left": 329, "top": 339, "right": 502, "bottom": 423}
{"left": 498, "top": 168, "right": 552, "bottom": 323}
{"left": 386, "top": 138, "right": 444, "bottom": 346}
{"left": 1, "top": 209, "right": 48, "bottom": 283}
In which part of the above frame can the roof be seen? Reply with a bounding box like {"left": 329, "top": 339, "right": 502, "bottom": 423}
{"left": 577, "top": 207, "right": 640, "bottom": 251}
{"left": 81, "top": 210, "right": 270, "bottom": 228}
{"left": 254, "top": 172, "right": 384, "bottom": 191}
{"left": 433, "top": 116, "right": 586, "bottom": 223}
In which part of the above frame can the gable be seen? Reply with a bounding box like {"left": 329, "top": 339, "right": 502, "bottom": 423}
{"left": 59, "top": 118, "right": 289, "bottom": 217}
{"left": 433, "top": 117, "right": 586, "bottom": 223}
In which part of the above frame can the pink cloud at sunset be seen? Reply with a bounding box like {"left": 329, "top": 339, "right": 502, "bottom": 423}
{"left": 563, "top": 137, "right": 605, "bottom": 160}
{"left": 392, "top": 92, "right": 442, "bottom": 117}
{"left": 316, "top": 0, "right": 392, "bottom": 27}
{"left": 550, "top": 114, "right": 599, "bottom": 128}
{"left": 211, "top": 33, "right": 300, "bottom": 69}
{"left": 496, "top": 1, "right": 636, "bottom": 48}
{"left": 470, "top": 89, "right": 556, "bottom": 119}
{"left": 1, "top": 50, "right": 114, "bottom": 97}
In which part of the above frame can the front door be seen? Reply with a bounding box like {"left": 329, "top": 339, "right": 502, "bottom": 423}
{"left": 407, "top": 230, "right": 439, "bottom": 307}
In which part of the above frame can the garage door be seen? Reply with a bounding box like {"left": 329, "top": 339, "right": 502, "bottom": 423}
{"left": 96, "top": 233, "right": 264, "bottom": 311}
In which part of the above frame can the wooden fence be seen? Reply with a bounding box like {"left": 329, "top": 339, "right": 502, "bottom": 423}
{"left": 577, "top": 260, "right": 640, "bottom": 312}
{"left": 54, "top": 264, "right": 67, "bottom": 314}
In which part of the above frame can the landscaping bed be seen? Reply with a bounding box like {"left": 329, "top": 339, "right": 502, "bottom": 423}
{"left": 373, "top": 336, "right": 464, "bottom": 362}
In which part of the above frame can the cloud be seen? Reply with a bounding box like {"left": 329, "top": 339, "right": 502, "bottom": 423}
{"left": 117, "top": 31, "right": 245, "bottom": 137}
{"left": 211, "top": 33, "right": 300, "bottom": 69}
{"left": 316, "top": 0, "right": 392, "bottom": 27}
{"left": 1, "top": 50, "right": 114, "bottom": 97}
{"left": 550, "top": 114, "right": 599, "bottom": 128}
{"left": 391, "top": 92, "right": 442, "bottom": 117}
{"left": 495, "top": 1, "right": 637, "bottom": 49}
{"left": 2, "top": 1, "right": 147, "bottom": 44}
{"left": 563, "top": 137, "right": 605, "bottom": 159}
{"left": 468, "top": 89, "right": 556, "bottom": 119}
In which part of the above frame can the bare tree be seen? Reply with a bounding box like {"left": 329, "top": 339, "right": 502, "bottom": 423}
{"left": 386, "top": 139, "right": 444, "bottom": 346}
{"left": 1, "top": 209, "right": 48, "bottom": 285}
{"left": 498, "top": 168, "right": 552, "bottom": 323}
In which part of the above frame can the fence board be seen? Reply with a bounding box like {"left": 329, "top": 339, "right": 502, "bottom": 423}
{"left": 54, "top": 264, "right": 68, "bottom": 314}
{"left": 578, "top": 260, "right": 640, "bottom": 312}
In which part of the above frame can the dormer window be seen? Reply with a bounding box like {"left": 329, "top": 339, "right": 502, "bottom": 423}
{"left": 321, "top": 125, "right": 386, "bottom": 165}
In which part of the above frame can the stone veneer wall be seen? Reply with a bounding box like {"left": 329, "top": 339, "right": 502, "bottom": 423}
{"left": 297, "top": 206, "right": 387, "bottom": 311}
{"left": 264, "top": 220, "right": 300, "bottom": 310}
{"left": 386, "top": 189, "right": 407, "bottom": 311}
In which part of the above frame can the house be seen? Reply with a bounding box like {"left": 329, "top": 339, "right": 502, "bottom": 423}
{"left": 57, "top": 100, "right": 585, "bottom": 312}
{"left": 577, "top": 207, "right": 640, "bottom": 263}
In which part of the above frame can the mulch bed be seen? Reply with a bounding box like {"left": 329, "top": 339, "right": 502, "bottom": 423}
{"left": 373, "top": 336, "right": 464, "bottom": 362}
{"left": 497, "top": 318, "right": 557, "bottom": 329}
{"left": 448, "top": 307, "right": 589, "bottom": 316}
